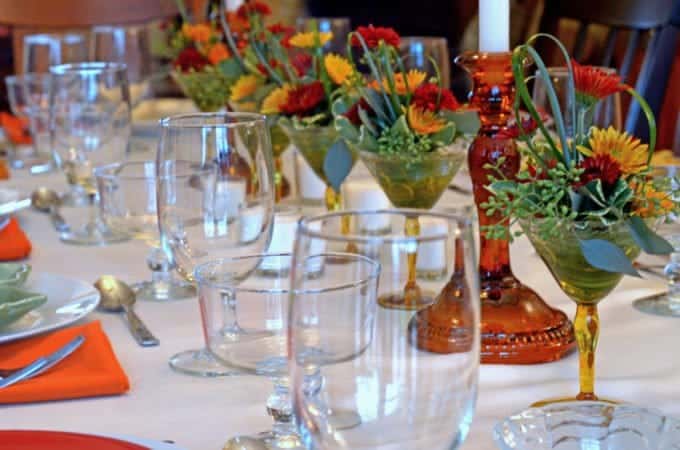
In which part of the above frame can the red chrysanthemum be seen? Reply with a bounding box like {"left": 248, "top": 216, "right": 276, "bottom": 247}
{"left": 173, "top": 47, "right": 210, "bottom": 72}
{"left": 267, "top": 23, "right": 294, "bottom": 35}
{"left": 344, "top": 98, "right": 374, "bottom": 126}
{"left": 236, "top": 1, "right": 271, "bottom": 19}
{"left": 572, "top": 59, "right": 627, "bottom": 107}
{"left": 291, "top": 53, "right": 313, "bottom": 77}
{"left": 411, "top": 83, "right": 459, "bottom": 112}
{"left": 351, "top": 25, "right": 400, "bottom": 49}
{"left": 495, "top": 118, "right": 538, "bottom": 140}
{"left": 280, "top": 81, "right": 325, "bottom": 116}
{"left": 576, "top": 153, "right": 623, "bottom": 188}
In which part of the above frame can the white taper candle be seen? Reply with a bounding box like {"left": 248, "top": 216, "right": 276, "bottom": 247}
{"left": 479, "top": 0, "right": 510, "bottom": 53}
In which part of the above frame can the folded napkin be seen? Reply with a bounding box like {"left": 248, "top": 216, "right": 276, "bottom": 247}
{"left": 0, "top": 112, "right": 31, "bottom": 146}
{"left": 0, "top": 321, "right": 130, "bottom": 404}
{"left": 0, "top": 218, "right": 31, "bottom": 261}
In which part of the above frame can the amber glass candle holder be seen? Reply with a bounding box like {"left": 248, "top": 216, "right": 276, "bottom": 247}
{"left": 453, "top": 51, "right": 575, "bottom": 364}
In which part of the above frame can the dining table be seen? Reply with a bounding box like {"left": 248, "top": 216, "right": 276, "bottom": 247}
{"left": 2, "top": 150, "right": 680, "bottom": 450}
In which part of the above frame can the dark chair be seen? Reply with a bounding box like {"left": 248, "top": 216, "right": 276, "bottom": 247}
{"left": 537, "top": 0, "right": 679, "bottom": 143}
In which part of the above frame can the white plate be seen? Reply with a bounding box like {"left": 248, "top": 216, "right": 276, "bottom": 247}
{"left": 103, "top": 434, "right": 188, "bottom": 450}
{"left": 131, "top": 98, "right": 198, "bottom": 136}
{"left": 0, "top": 272, "right": 100, "bottom": 343}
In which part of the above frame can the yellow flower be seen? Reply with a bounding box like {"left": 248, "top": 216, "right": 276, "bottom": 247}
{"left": 182, "top": 23, "right": 214, "bottom": 44}
{"left": 289, "top": 31, "right": 333, "bottom": 48}
{"left": 578, "top": 127, "right": 649, "bottom": 175}
{"left": 407, "top": 104, "right": 445, "bottom": 135}
{"left": 634, "top": 183, "right": 674, "bottom": 218}
{"left": 230, "top": 74, "right": 261, "bottom": 103}
{"left": 261, "top": 85, "right": 291, "bottom": 114}
{"left": 369, "top": 69, "right": 427, "bottom": 95}
{"left": 324, "top": 54, "right": 353, "bottom": 85}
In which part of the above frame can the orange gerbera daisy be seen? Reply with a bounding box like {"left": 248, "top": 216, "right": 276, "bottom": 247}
{"left": 182, "top": 23, "right": 214, "bottom": 44}
{"left": 261, "top": 85, "right": 291, "bottom": 114}
{"left": 207, "top": 43, "right": 231, "bottom": 65}
{"left": 572, "top": 59, "right": 627, "bottom": 107}
{"left": 578, "top": 127, "right": 649, "bottom": 175}
{"left": 370, "top": 70, "right": 426, "bottom": 95}
{"left": 634, "top": 183, "right": 674, "bottom": 218}
{"left": 288, "top": 31, "right": 333, "bottom": 48}
{"left": 230, "top": 74, "right": 261, "bottom": 103}
{"left": 407, "top": 104, "right": 446, "bottom": 135}
{"left": 324, "top": 54, "right": 353, "bottom": 85}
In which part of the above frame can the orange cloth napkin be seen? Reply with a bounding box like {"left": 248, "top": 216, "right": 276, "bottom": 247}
{"left": 0, "top": 321, "right": 130, "bottom": 404}
{"left": 0, "top": 217, "right": 31, "bottom": 261}
{"left": 0, "top": 112, "right": 31, "bottom": 145}
{"left": 0, "top": 160, "right": 9, "bottom": 180}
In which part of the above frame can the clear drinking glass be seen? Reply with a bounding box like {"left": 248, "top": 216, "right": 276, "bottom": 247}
{"left": 156, "top": 112, "right": 275, "bottom": 377}
{"left": 296, "top": 17, "right": 351, "bottom": 55}
{"left": 49, "top": 62, "right": 132, "bottom": 245}
{"left": 91, "top": 25, "right": 152, "bottom": 109}
{"left": 197, "top": 252, "right": 380, "bottom": 450}
{"left": 95, "top": 160, "right": 200, "bottom": 301}
{"left": 4, "top": 73, "right": 53, "bottom": 172}
{"left": 23, "top": 33, "right": 88, "bottom": 74}
{"left": 399, "top": 37, "right": 451, "bottom": 88}
{"left": 289, "top": 209, "right": 480, "bottom": 450}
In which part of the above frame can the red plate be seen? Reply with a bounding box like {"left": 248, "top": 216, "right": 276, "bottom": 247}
{"left": 0, "top": 430, "right": 149, "bottom": 450}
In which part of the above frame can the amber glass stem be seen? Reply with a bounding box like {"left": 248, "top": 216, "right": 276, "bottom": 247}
{"left": 274, "top": 156, "right": 284, "bottom": 203}
{"left": 404, "top": 215, "right": 421, "bottom": 306}
{"left": 325, "top": 186, "right": 357, "bottom": 253}
{"left": 574, "top": 303, "right": 599, "bottom": 400}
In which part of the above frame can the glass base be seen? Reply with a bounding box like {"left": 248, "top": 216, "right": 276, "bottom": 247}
{"left": 133, "top": 280, "right": 196, "bottom": 302}
{"left": 60, "top": 225, "right": 130, "bottom": 246}
{"left": 224, "top": 431, "right": 303, "bottom": 450}
{"left": 169, "top": 348, "right": 242, "bottom": 377}
{"left": 480, "top": 277, "right": 576, "bottom": 364}
{"left": 378, "top": 291, "right": 435, "bottom": 311}
{"left": 531, "top": 396, "right": 619, "bottom": 408}
{"left": 633, "top": 293, "right": 680, "bottom": 317}
{"left": 327, "top": 408, "right": 362, "bottom": 430}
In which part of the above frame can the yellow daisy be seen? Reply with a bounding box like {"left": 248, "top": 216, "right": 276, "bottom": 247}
{"left": 324, "top": 54, "right": 353, "bottom": 85}
{"left": 370, "top": 69, "right": 427, "bottom": 95}
{"left": 578, "top": 127, "right": 649, "bottom": 175}
{"left": 407, "top": 104, "right": 445, "bottom": 135}
{"left": 261, "top": 85, "right": 291, "bottom": 114}
{"left": 230, "top": 74, "right": 261, "bottom": 103}
{"left": 289, "top": 31, "right": 333, "bottom": 48}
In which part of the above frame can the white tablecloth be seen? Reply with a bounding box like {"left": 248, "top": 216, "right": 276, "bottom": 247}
{"left": 2, "top": 164, "right": 679, "bottom": 450}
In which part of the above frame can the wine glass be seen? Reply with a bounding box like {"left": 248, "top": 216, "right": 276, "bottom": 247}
{"left": 4, "top": 73, "right": 53, "bottom": 172}
{"left": 296, "top": 17, "right": 351, "bottom": 55}
{"left": 95, "top": 160, "right": 198, "bottom": 301}
{"left": 289, "top": 209, "right": 480, "bottom": 449}
{"left": 90, "top": 25, "right": 152, "bottom": 109}
{"left": 399, "top": 37, "right": 451, "bottom": 88}
{"left": 23, "top": 33, "right": 88, "bottom": 74}
{"left": 49, "top": 62, "right": 132, "bottom": 245}
{"left": 197, "top": 252, "right": 379, "bottom": 450}
{"left": 156, "top": 112, "right": 275, "bottom": 377}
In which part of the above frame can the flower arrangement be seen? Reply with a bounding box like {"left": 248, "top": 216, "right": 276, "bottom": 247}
{"left": 482, "top": 35, "right": 678, "bottom": 275}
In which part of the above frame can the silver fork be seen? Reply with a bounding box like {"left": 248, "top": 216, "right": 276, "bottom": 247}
{"left": 0, "top": 335, "right": 85, "bottom": 389}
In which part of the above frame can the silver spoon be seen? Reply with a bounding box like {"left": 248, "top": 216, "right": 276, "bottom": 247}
{"left": 30, "top": 187, "right": 68, "bottom": 232}
{"left": 94, "top": 276, "right": 160, "bottom": 347}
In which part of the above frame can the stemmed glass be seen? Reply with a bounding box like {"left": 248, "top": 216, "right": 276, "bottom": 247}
{"left": 289, "top": 209, "right": 480, "bottom": 449}
{"left": 49, "top": 62, "right": 132, "bottom": 245}
{"left": 296, "top": 17, "right": 351, "bottom": 55}
{"left": 197, "top": 252, "right": 379, "bottom": 450}
{"left": 156, "top": 112, "right": 275, "bottom": 377}
{"left": 23, "top": 33, "right": 88, "bottom": 73}
{"left": 95, "top": 160, "right": 198, "bottom": 301}
{"left": 399, "top": 37, "right": 451, "bottom": 88}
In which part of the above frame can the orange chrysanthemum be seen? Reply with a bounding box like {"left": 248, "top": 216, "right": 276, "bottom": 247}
{"left": 261, "top": 85, "right": 291, "bottom": 114}
{"left": 572, "top": 59, "right": 627, "bottom": 107}
{"left": 207, "top": 43, "right": 231, "bottom": 65}
{"left": 182, "top": 23, "right": 214, "bottom": 44}
{"left": 407, "top": 104, "right": 446, "bottom": 135}
{"left": 230, "top": 74, "right": 261, "bottom": 102}
{"left": 370, "top": 70, "right": 426, "bottom": 95}
{"left": 324, "top": 54, "right": 353, "bottom": 85}
{"left": 634, "top": 183, "right": 674, "bottom": 218}
{"left": 578, "top": 127, "right": 649, "bottom": 175}
{"left": 226, "top": 11, "right": 250, "bottom": 33}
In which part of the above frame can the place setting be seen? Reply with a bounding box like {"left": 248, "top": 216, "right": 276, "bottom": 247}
{"left": 0, "top": 0, "right": 679, "bottom": 449}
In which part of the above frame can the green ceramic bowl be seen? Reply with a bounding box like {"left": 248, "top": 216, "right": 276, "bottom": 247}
{"left": 0, "top": 286, "right": 46, "bottom": 328}
{"left": 0, "top": 263, "right": 30, "bottom": 287}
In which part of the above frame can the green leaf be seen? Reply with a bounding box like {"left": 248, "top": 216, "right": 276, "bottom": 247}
{"left": 362, "top": 88, "right": 390, "bottom": 125}
{"left": 358, "top": 125, "right": 378, "bottom": 151}
{"left": 580, "top": 179, "right": 607, "bottom": 207}
{"left": 323, "top": 139, "right": 353, "bottom": 191}
{"left": 440, "top": 110, "right": 481, "bottom": 135}
{"left": 430, "top": 122, "right": 456, "bottom": 146}
{"left": 358, "top": 107, "right": 378, "bottom": 136}
{"left": 607, "top": 179, "right": 634, "bottom": 209}
{"left": 489, "top": 180, "right": 518, "bottom": 193}
{"left": 579, "top": 238, "right": 640, "bottom": 277}
{"left": 626, "top": 216, "right": 674, "bottom": 255}
{"left": 218, "top": 58, "right": 245, "bottom": 82}
{"left": 253, "top": 84, "right": 277, "bottom": 104}
{"left": 334, "top": 116, "right": 359, "bottom": 142}
{"left": 331, "top": 97, "right": 350, "bottom": 116}
{"left": 390, "top": 115, "right": 411, "bottom": 137}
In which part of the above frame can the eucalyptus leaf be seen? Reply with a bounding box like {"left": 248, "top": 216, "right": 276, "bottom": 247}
{"left": 430, "top": 122, "right": 456, "bottom": 146}
{"left": 323, "top": 139, "right": 353, "bottom": 191}
{"left": 335, "top": 116, "right": 360, "bottom": 142}
{"left": 626, "top": 216, "right": 674, "bottom": 255}
{"left": 440, "top": 110, "right": 481, "bottom": 136}
{"left": 218, "top": 58, "right": 245, "bottom": 82}
{"left": 358, "top": 125, "right": 379, "bottom": 151}
{"left": 362, "top": 88, "right": 390, "bottom": 124}
{"left": 578, "top": 238, "right": 640, "bottom": 277}
{"left": 331, "top": 97, "right": 350, "bottom": 116}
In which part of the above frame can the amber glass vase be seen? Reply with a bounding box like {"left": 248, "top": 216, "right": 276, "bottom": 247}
{"left": 522, "top": 219, "right": 640, "bottom": 403}
{"left": 456, "top": 51, "right": 575, "bottom": 364}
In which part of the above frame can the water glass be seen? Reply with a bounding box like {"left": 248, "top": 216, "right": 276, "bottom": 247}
{"left": 399, "top": 37, "right": 451, "bottom": 88}
{"left": 296, "top": 17, "right": 351, "bottom": 55}
{"left": 23, "top": 33, "right": 88, "bottom": 73}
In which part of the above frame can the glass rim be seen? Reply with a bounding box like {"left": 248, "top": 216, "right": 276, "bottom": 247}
{"left": 297, "top": 208, "right": 473, "bottom": 244}
{"left": 24, "top": 33, "right": 87, "bottom": 44}
{"left": 4, "top": 72, "right": 51, "bottom": 84}
{"left": 94, "top": 159, "right": 216, "bottom": 181}
{"left": 194, "top": 252, "right": 381, "bottom": 294}
{"left": 49, "top": 61, "right": 127, "bottom": 76}
{"left": 359, "top": 148, "right": 464, "bottom": 161}
{"left": 159, "top": 112, "right": 266, "bottom": 129}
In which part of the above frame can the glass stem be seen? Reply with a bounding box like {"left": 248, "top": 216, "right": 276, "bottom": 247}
{"left": 274, "top": 156, "right": 284, "bottom": 203}
{"left": 404, "top": 215, "right": 421, "bottom": 306}
{"left": 146, "top": 247, "right": 173, "bottom": 299}
{"left": 574, "top": 303, "right": 599, "bottom": 400}
{"left": 267, "top": 377, "right": 298, "bottom": 442}
{"left": 220, "top": 289, "right": 243, "bottom": 337}
{"left": 325, "top": 186, "right": 357, "bottom": 254}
